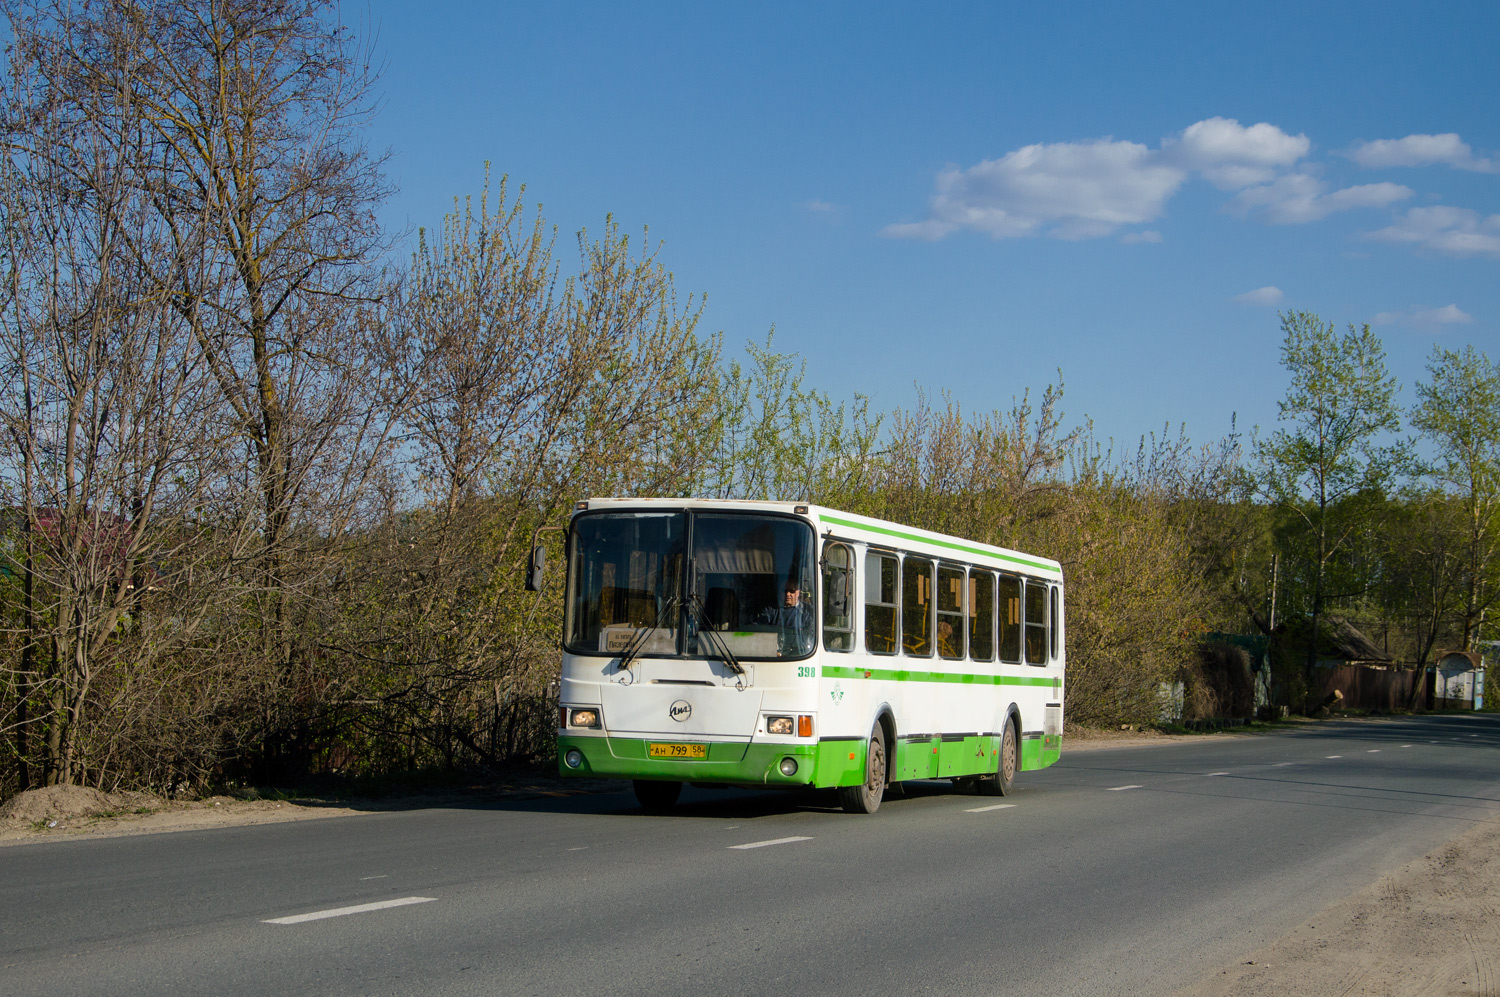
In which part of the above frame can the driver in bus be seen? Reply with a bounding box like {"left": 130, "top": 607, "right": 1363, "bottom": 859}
{"left": 757, "top": 577, "right": 813, "bottom": 653}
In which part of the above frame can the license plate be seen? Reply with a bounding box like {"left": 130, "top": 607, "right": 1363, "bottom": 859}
{"left": 648, "top": 742, "right": 707, "bottom": 759}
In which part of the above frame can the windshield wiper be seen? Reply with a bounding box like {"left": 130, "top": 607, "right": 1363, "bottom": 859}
{"left": 617, "top": 596, "right": 678, "bottom": 675}
{"left": 685, "top": 592, "right": 745, "bottom": 678}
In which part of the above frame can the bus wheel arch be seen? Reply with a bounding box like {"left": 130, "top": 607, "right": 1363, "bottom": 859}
{"left": 840, "top": 710, "right": 894, "bottom": 814}
{"left": 978, "top": 707, "right": 1021, "bottom": 797}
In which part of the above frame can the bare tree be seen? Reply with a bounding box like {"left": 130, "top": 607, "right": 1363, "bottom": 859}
{"left": 0, "top": 5, "right": 260, "bottom": 788}
{"left": 0, "top": 0, "right": 396, "bottom": 789}
{"left": 349, "top": 182, "right": 723, "bottom": 771}
{"left": 73, "top": 0, "right": 394, "bottom": 670}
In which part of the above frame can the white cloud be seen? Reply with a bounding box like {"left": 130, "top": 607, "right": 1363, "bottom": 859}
{"left": 1227, "top": 174, "right": 1413, "bottom": 224}
{"left": 1364, "top": 206, "right": 1500, "bottom": 257}
{"left": 1371, "top": 304, "right": 1475, "bottom": 329}
{"left": 884, "top": 117, "right": 1466, "bottom": 246}
{"left": 1349, "top": 133, "right": 1495, "bottom": 173}
{"left": 881, "top": 138, "right": 1186, "bottom": 241}
{"left": 1233, "top": 285, "right": 1284, "bottom": 306}
{"left": 802, "top": 199, "right": 838, "bottom": 213}
{"left": 1165, "top": 117, "right": 1310, "bottom": 189}
{"left": 882, "top": 117, "right": 1310, "bottom": 242}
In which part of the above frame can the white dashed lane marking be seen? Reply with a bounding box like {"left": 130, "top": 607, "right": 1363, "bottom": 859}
{"left": 264, "top": 897, "right": 436, "bottom": 925}
{"left": 1326, "top": 755, "right": 1342, "bottom": 759}
{"left": 1205, "top": 771, "right": 1229, "bottom": 777}
{"left": 729, "top": 836, "right": 813, "bottom": 850}
{"left": 1106, "top": 785, "right": 1143, "bottom": 792}
{"left": 965, "top": 803, "right": 1017, "bottom": 813}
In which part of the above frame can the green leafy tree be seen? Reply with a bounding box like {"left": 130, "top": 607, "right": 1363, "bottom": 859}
{"left": 1374, "top": 490, "right": 1463, "bottom": 667}
{"left": 703, "top": 331, "right": 881, "bottom": 506}
{"left": 1256, "top": 312, "right": 1404, "bottom": 693}
{"left": 1412, "top": 345, "right": 1500, "bottom": 651}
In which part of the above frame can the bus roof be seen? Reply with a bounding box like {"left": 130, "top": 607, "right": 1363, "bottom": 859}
{"left": 572, "top": 497, "right": 1063, "bottom": 579}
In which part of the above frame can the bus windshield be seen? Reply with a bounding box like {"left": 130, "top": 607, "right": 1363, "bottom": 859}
{"left": 565, "top": 510, "right": 815, "bottom": 660}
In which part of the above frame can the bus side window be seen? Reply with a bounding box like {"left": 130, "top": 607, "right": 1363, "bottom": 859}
{"left": 1025, "top": 578, "right": 1047, "bottom": 665}
{"left": 1050, "top": 584, "right": 1060, "bottom": 661}
{"left": 970, "top": 570, "right": 995, "bottom": 662}
{"left": 864, "top": 551, "right": 898, "bottom": 655}
{"left": 902, "top": 556, "right": 934, "bottom": 658}
{"left": 937, "top": 562, "right": 965, "bottom": 660}
{"left": 998, "top": 574, "right": 1021, "bottom": 663}
{"left": 823, "top": 542, "right": 854, "bottom": 652}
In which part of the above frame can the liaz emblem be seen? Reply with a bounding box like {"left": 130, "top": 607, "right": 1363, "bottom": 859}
{"left": 669, "top": 700, "right": 692, "bottom": 722}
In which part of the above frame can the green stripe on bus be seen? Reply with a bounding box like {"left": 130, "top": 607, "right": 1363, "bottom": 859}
{"left": 821, "top": 664, "right": 1058, "bottom": 687}
{"left": 817, "top": 513, "right": 1061, "bottom": 575}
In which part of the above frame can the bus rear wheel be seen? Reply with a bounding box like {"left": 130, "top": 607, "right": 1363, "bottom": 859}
{"left": 839, "top": 724, "right": 887, "bottom": 814}
{"left": 977, "top": 721, "right": 1018, "bottom": 797}
{"left": 633, "top": 780, "right": 682, "bottom": 812}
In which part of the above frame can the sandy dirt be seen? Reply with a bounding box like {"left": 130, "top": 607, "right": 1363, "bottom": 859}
{"left": 3, "top": 725, "right": 1495, "bottom": 996}
{"left": 1174, "top": 814, "right": 1500, "bottom": 997}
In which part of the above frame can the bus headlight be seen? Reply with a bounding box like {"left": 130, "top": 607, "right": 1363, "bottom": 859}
{"left": 766, "top": 716, "right": 793, "bottom": 735}
{"left": 778, "top": 757, "right": 798, "bottom": 777}
{"left": 568, "top": 708, "right": 601, "bottom": 729}
{"left": 564, "top": 748, "right": 584, "bottom": 769}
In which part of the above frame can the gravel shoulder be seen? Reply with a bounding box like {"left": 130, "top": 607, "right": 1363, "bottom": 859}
{"left": 1174, "top": 813, "right": 1500, "bottom": 997}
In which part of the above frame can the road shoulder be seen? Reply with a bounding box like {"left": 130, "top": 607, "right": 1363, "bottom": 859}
{"left": 1175, "top": 814, "right": 1500, "bottom": 997}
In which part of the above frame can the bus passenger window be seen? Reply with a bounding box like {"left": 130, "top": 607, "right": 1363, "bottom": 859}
{"left": 902, "top": 556, "right": 934, "bottom": 657}
{"left": 1025, "top": 579, "right": 1047, "bottom": 665}
{"left": 1050, "top": 585, "right": 1060, "bottom": 660}
{"left": 823, "top": 543, "right": 854, "bottom": 652}
{"left": 937, "top": 563, "right": 965, "bottom": 660}
{"left": 864, "top": 552, "right": 898, "bottom": 655}
{"left": 970, "top": 571, "right": 995, "bottom": 662}
{"left": 998, "top": 574, "right": 1021, "bottom": 663}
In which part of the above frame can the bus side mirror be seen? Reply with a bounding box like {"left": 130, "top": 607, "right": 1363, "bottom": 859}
{"left": 525, "top": 545, "right": 546, "bottom": 592}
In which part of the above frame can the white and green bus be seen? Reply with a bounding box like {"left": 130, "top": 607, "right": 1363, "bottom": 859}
{"left": 550, "top": 499, "right": 1064, "bottom": 813}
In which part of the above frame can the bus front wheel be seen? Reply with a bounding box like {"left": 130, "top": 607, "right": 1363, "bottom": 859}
{"left": 633, "top": 780, "right": 682, "bottom": 812}
{"left": 978, "top": 721, "right": 1018, "bottom": 797}
{"left": 839, "top": 725, "right": 887, "bottom": 814}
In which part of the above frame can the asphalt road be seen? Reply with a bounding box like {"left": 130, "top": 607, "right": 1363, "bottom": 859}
{"left": 4, "top": 714, "right": 1499, "bottom": 997}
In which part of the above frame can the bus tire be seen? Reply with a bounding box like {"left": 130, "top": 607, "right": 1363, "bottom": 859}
{"left": 978, "top": 721, "right": 1018, "bottom": 797}
{"left": 839, "top": 724, "right": 886, "bottom": 814}
{"left": 633, "top": 780, "right": 682, "bottom": 811}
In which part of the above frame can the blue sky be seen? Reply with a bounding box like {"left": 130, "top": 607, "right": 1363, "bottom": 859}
{"left": 364, "top": 1, "right": 1498, "bottom": 450}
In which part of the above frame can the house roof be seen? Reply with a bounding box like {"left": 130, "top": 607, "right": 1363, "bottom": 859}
{"left": 1321, "top": 616, "right": 1393, "bottom": 664}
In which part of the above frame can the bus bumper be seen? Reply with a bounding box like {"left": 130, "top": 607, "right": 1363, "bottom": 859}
{"left": 557, "top": 734, "right": 867, "bottom": 788}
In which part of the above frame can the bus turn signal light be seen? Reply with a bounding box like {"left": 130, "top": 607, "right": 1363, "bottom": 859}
{"left": 798, "top": 715, "right": 813, "bottom": 738}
